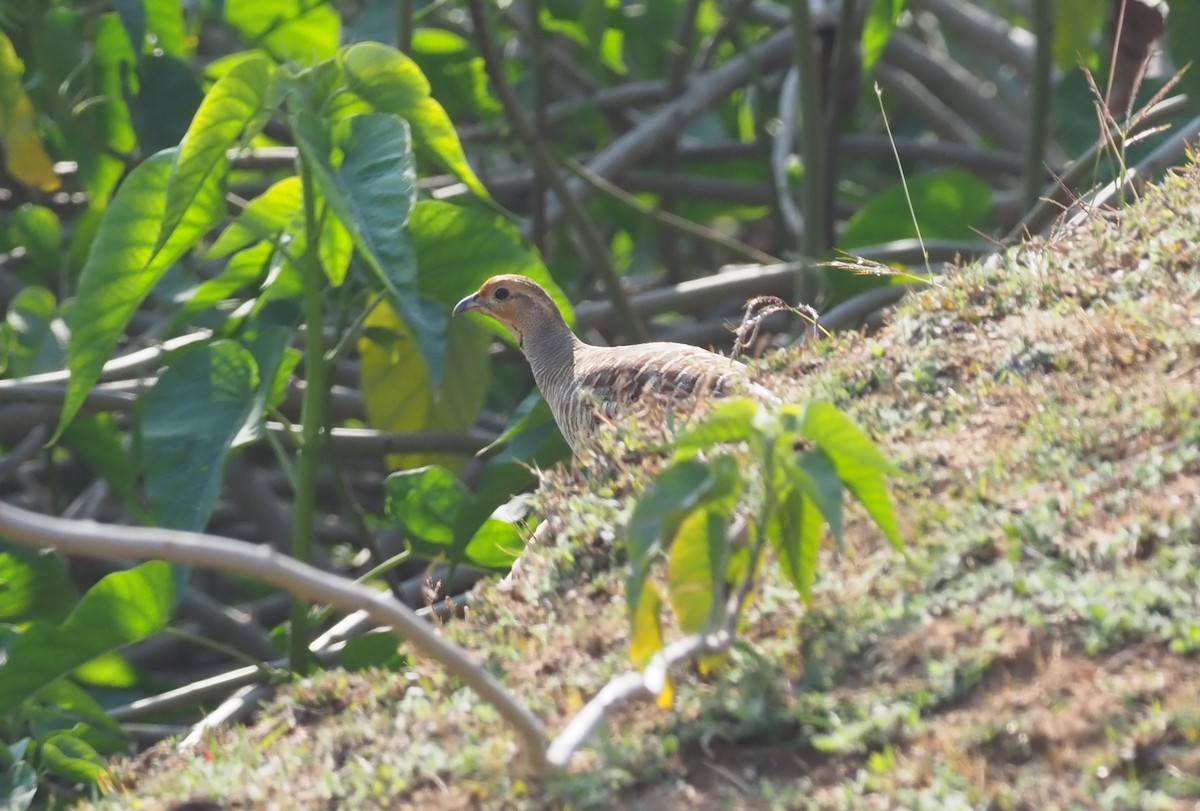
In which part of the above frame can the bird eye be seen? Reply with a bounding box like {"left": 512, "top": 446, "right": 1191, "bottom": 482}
{"left": 494, "top": 287, "right": 510, "bottom": 301}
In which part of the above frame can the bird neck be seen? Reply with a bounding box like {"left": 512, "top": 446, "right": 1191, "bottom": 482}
{"left": 521, "top": 311, "right": 583, "bottom": 397}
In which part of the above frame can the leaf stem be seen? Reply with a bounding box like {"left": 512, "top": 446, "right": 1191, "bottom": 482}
{"left": 290, "top": 157, "right": 332, "bottom": 673}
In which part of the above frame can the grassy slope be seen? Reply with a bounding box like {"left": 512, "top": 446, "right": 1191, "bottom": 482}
{"left": 91, "top": 162, "right": 1200, "bottom": 810}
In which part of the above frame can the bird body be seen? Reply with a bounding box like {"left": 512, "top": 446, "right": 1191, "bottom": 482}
{"left": 454, "top": 275, "right": 768, "bottom": 453}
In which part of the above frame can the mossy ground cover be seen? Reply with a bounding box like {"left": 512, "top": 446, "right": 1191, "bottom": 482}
{"left": 88, "top": 162, "right": 1200, "bottom": 810}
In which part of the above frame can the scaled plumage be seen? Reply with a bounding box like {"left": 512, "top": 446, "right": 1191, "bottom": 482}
{"left": 454, "top": 275, "right": 770, "bottom": 453}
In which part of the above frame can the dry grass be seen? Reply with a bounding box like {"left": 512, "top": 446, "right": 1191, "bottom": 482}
{"left": 88, "top": 161, "right": 1200, "bottom": 810}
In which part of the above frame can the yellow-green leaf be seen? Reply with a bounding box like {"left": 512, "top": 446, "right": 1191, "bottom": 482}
{"left": 359, "top": 301, "right": 490, "bottom": 471}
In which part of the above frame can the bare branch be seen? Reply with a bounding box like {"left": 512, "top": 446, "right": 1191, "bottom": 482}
{"left": 0, "top": 500, "right": 552, "bottom": 773}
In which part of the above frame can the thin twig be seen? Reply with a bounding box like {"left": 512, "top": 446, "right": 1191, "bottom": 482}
{"left": 564, "top": 159, "right": 782, "bottom": 265}
{"left": 0, "top": 424, "right": 46, "bottom": 485}
{"left": 465, "top": 0, "right": 650, "bottom": 342}
{"left": 543, "top": 29, "right": 798, "bottom": 229}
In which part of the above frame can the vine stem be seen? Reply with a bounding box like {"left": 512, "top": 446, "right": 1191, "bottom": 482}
{"left": 289, "top": 157, "right": 332, "bottom": 673}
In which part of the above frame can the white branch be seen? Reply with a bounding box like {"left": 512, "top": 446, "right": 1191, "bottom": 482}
{"left": 0, "top": 501, "right": 552, "bottom": 773}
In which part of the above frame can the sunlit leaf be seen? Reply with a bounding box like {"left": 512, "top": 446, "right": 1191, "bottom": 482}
{"left": 765, "top": 485, "right": 824, "bottom": 603}
{"left": 843, "top": 469, "right": 904, "bottom": 551}
{"left": 667, "top": 507, "right": 729, "bottom": 634}
{"left": 40, "top": 733, "right": 107, "bottom": 785}
{"left": 359, "top": 301, "right": 490, "bottom": 471}
{"left": 174, "top": 242, "right": 274, "bottom": 328}
{"left": 801, "top": 401, "right": 898, "bottom": 475}
{"left": 0, "top": 562, "right": 176, "bottom": 717}
{"left": 156, "top": 54, "right": 273, "bottom": 264}
{"left": 801, "top": 402, "right": 902, "bottom": 550}
{"left": 462, "top": 517, "right": 526, "bottom": 570}
{"left": 225, "top": 0, "right": 340, "bottom": 64}
{"left": 60, "top": 148, "right": 224, "bottom": 439}
{"left": 384, "top": 465, "right": 467, "bottom": 547}
{"left": 672, "top": 398, "right": 762, "bottom": 455}
{"left": 206, "top": 178, "right": 302, "bottom": 260}
{"left": 626, "top": 459, "right": 726, "bottom": 618}
{"left": 340, "top": 41, "right": 493, "bottom": 203}
{"left": 629, "top": 580, "right": 665, "bottom": 667}
{"left": 408, "top": 200, "right": 570, "bottom": 318}
{"left": 145, "top": 0, "right": 186, "bottom": 55}
{"left": 863, "top": 0, "right": 906, "bottom": 73}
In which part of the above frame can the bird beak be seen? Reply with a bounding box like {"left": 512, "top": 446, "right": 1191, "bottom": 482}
{"left": 453, "top": 292, "right": 482, "bottom": 317}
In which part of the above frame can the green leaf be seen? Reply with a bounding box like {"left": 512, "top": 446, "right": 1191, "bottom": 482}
{"left": 0, "top": 740, "right": 36, "bottom": 811}
{"left": 173, "top": 242, "right": 274, "bottom": 328}
{"left": 384, "top": 465, "right": 467, "bottom": 547}
{"left": 331, "top": 112, "right": 419, "bottom": 290}
{"left": 1166, "top": 1, "right": 1200, "bottom": 107}
{"left": 132, "top": 54, "right": 205, "bottom": 154}
{"left": 475, "top": 391, "right": 571, "bottom": 465}
{"left": 138, "top": 341, "right": 261, "bottom": 531}
{"left": 294, "top": 111, "right": 445, "bottom": 381}
{"left": 40, "top": 732, "right": 107, "bottom": 785}
{"left": 156, "top": 55, "right": 273, "bottom": 264}
{"left": 1053, "top": 0, "right": 1106, "bottom": 71}
{"left": 462, "top": 517, "right": 526, "bottom": 570}
{"left": 666, "top": 507, "right": 729, "bottom": 635}
{"left": 10, "top": 204, "right": 62, "bottom": 277}
{"left": 626, "top": 459, "right": 726, "bottom": 618}
{"left": 801, "top": 401, "right": 898, "bottom": 475}
{"left": 339, "top": 41, "right": 493, "bottom": 203}
{"left": 34, "top": 679, "right": 124, "bottom": 735}
{"left": 0, "top": 562, "right": 176, "bottom": 717}
{"left": 111, "top": 0, "right": 145, "bottom": 53}
{"left": 765, "top": 485, "right": 823, "bottom": 603}
{"left": 863, "top": 0, "right": 906, "bottom": 73}
{"left": 59, "top": 148, "right": 225, "bottom": 439}
{"left": 844, "top": 470, "right": 904, "bottom": 552}
{"left": 801, "top": 403, "right": 903, "bottom": 551}
{"left": 359, "top": 302, "right": 490, "bottom": 471}
{"left": 242, "top": 321, "right": 301, "bottom": 420}
{"left": 339, "top": 631, "right": 406, "bottom": 672}
{"left": 64, "top": 414, "right": 145, "bottom": 521}
{"left": 145, "top": 0, "right": 187, "bottom": 56}
{"left": 2, "top": 286, "right": 66, "bottom": 377}
{"left": 206, "top": 177, "right": 302, "bottom": 260}
{"left": 629, "top": 580, "right": 665, "bottom": 668}
{"left": 0, "top": 544, "right": 76, "bottom": 624}
{"left": 836, "top": 169, "right": 990, "bottom": 262}
{"left": 792, "top": 450, "right": 844, "bottom": 549}
{"left": 408, "top": 200, "right": 571, "bottom": 317}
{"left": 672, "top": 398, "right": 763, "bottom": 455}
{"left": 225, "top": 0, "right": 340, "bottom": 64}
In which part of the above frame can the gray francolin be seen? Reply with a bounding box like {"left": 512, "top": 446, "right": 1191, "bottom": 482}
{"left": 453, "top": 275, "right": 773, "bottom": 454}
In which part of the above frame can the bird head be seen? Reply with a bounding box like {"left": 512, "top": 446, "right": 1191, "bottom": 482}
{"left": 452, "top": 275, "right": 565, "bottom": 346}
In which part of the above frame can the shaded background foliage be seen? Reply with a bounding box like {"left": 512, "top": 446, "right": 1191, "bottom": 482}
{"left": 0, "top": 0, "right": 1195, "bottom": 804}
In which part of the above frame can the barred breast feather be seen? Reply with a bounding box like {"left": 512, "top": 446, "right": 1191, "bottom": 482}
{"left": 454, "top": 275, "right": 773, "bottom": 453}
